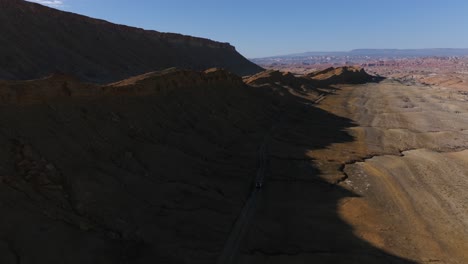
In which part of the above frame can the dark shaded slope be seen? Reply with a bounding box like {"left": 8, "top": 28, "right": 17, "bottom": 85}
{"left": 0, "top": 69, "right": 280, "bottom": 263}
{"left": 0, "top": 68, "right": 415, "bottom": 263}
{"left": 0, "top": 0, "right": 262, "bottom": 83}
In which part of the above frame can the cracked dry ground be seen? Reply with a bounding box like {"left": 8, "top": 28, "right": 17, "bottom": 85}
{"left": 238, "top": 80, "right": 468, "bottom": 263}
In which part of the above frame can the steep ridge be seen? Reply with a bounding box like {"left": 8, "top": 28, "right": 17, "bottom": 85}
{"left": 0, "top": 73, "right": 98, "bottom": 104}
{"left": 306, "top": 66, "right": 378, "bottom": 85}
{"left": 0, "top": 68, "right": 244, "bottom": 104}
{"left": 0, "top": 0, "right": 263, "bottom": 83}
{"left": 244, "top": 69, "right": 322, "bottom": 101}
{"left": 245, "top": 70, "right": 309, "bottom": 87}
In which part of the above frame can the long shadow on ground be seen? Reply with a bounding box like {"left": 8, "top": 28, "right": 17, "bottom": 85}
{"left": 0, "top": 72, "right": 410, "bottom": 264}
{"left": 237, "top": 85, "right": 416, "bottom": 264}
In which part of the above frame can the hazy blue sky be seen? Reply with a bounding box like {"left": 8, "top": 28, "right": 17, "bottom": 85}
{"left": 27, "top": 0, "right": 468, "bottom": 58}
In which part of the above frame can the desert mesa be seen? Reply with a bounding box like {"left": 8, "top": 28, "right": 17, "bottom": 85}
{"left": 0, "top": 1, "right": 468, "bottom": 264}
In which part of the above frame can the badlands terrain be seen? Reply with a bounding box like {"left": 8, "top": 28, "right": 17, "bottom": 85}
{"left": 232, "top": 68, "right": 468, "bottom": 264}
{"left": 1, "top": 64, "right": 467, "bottom": 264}
{"left": 0, "top": 0, "right": 261, "bottom": 83}
{"left": 304, "top": 78, "right": 468, "bottom": 264}
{"left": 0, "top": 1, "right": 467, "bottom": 264}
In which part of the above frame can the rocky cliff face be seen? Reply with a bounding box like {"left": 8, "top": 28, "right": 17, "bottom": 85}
{"left": 0, "top": 0, "right": 263, "bottom": 83}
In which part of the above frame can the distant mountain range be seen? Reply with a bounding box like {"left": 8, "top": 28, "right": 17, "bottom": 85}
{"left": 0, "top": 0, "right": 262, "bottom": 83}
{"left": 255, "top": 49, "right": 468, "bottom": 59}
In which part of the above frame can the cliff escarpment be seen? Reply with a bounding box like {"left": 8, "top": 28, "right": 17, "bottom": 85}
{"left": 0, "top": 0, "right": 263, "bottom": 83}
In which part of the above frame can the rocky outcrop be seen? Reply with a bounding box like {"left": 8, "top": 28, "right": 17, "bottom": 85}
{"left": 306, "top": 66, "right": 378, "bottom": 85}
{"left": 107, "top": 68, "right": 243, "bottom": 91}
{"left": 245, "top": 70, "right": 315, "bottom": 90}
{"left": 245, "top": 70, "right": 300, "bottom": 86}
{"left": 244, "top": 69, "right": 322, "bottom": 100}
{"left": 0, "top": 0, "right": 262, "bottom": 83}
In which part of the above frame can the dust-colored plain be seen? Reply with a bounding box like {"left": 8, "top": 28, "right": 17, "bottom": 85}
{"left": 316, "top": 80, "right": 468, "bottom": 263}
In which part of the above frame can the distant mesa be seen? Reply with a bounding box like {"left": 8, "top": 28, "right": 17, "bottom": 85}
{"left": 0, "top": 0, "right": 263, "bottom": 83}
{"left": 253, "top": 48, "right": 468, "bottom": 60}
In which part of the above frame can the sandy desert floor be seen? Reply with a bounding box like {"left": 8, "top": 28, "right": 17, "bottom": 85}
{"left": 238, "top": 79, "right": 468, "bottom": 263}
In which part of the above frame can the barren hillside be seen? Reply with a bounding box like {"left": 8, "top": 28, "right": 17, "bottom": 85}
{"left": 0, "top": 63, "right": 425, "bottom": 264}
{"left": 0, "top": 0, "right": 263, "bottom": 83}
{"left": 0, "top": 68, "right": 284, "bottom": 263}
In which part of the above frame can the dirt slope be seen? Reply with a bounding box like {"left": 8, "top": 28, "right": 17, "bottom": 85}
{"left": 311, "top": 80, "right": 468, "bottom": 263}
{"left": 419, "top": 74, "right": 468, "bottom": 90}
{"left": 0, "top": 0, "right": 263, "bottom": 83}
{"left": 0, "top": 67, "right": 419, "bottom": 263}
{"left": 0, "top": 68, "right": 282, "bottom": 263}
